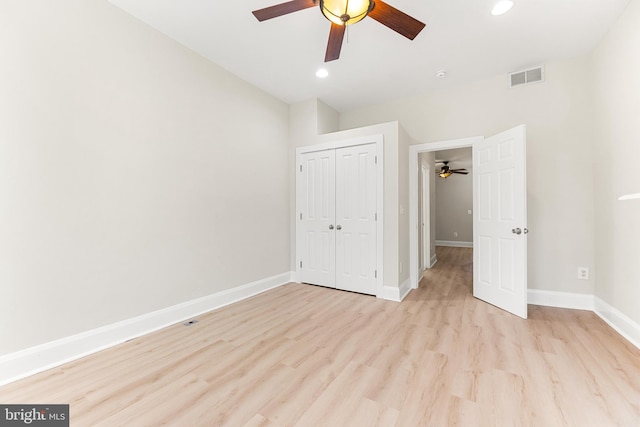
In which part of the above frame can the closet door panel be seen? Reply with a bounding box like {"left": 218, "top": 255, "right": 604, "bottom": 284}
{"left": 299, "top": 150, "right": 336, "bottom": 288}
{"left": 335, "top": 144, "right": 377, "bottom": 294}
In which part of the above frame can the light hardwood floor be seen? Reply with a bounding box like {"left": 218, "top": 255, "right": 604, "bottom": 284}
{"left": 1, "top": 247, "right": 639, "bottom": 426}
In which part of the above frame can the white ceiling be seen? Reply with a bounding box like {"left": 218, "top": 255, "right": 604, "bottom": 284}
{"left": 435, "top": 147, "right": 472, "bottom": 171}
{"left": 107, "top": 0, "right": 630, "bottom": 112}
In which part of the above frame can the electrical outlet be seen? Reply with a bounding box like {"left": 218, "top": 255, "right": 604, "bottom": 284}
{"left": 577, "top": 267, "right": 589, "bottom": 280}
{"left": 453, "top": 232, "right": 458, "bottom": 238}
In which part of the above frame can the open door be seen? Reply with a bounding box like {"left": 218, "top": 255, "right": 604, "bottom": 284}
{"left": 473, "top": 125, "right": 528, "bottom": 318}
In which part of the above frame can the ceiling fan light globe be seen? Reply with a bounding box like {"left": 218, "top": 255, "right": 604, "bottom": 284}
{"left": 320, "top": 0, "right": 372, "bottom": 26}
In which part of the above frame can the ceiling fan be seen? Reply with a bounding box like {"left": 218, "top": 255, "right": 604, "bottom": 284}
{"left": 252, "top": 0, "right": 426, "bottom": 62}
{"left": 436, "top": 161, "right": 469, "bottom": 179}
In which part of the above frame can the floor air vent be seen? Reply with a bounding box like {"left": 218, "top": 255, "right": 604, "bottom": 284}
{"left": 509, "top": 66, "right": 544, "bottom": 88}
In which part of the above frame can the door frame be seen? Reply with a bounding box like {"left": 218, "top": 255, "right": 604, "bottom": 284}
{"left": 295, "top": 135, "right": 384, "bottom": 298}
{"left": 421, "top": 163, "right": 430, "bottom": 271}
{"left": 409, "top": 136, "right": 483, "bottom": 289}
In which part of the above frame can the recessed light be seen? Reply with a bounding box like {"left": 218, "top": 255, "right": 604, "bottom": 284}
{"left": 316, "top": 68, "right": 329, "bottom": 78}
{"left": 491, "top": 0, "right": 514, "bottom": 16}
{"left": 435, "top": 70, "right": 447, "bottom": 78}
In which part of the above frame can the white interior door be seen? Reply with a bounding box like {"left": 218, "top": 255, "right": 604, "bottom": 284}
{"left": 473, "top": 125, "right": 528, "bottom": 318}
{"left": 299, "top": 150, "right": 336, "bottom": 288}
{"left": 335, "top": 144, "right": 377, "bottom": 294}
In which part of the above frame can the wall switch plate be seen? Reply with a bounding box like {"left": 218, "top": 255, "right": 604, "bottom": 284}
{"left": 577, "top": 267, "right": 589, "bottom": 280}
{"left": 468, "top": 210, "right": 472, "bottom": 215}
{"left": 453, "top": 232, "right": 458, "bottom": 237}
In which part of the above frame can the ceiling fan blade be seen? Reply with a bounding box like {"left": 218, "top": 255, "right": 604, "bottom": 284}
{"left": 368, "top": 0, "right": 426, "bottom": 40}
{"left": 452, "top": 170, "right": 469, "bottom": 175}
{"left": 252, "top": 0, "right": 317, "bottom": 22}
{"left": 325, "top": 23, "right": 346, "bottom": 62}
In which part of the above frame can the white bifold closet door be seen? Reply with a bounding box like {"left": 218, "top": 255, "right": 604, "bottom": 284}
{"left": 299, "top": 144, "right": 377, "bottom": 295}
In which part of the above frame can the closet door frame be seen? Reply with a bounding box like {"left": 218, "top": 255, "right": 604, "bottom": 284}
{"left": 295, "top": 135, "right": 384, "bottom": 298}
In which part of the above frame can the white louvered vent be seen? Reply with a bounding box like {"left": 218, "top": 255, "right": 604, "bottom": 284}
{"left": 509, "top": 66, "right": 545, "bottom": 88}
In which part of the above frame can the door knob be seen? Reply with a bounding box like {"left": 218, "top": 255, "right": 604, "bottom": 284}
{"left": 329, "top": 224, "right": 334, "bottom": 230}
{"left": 336, "top": 225, "right": 342, "bottom": 230}
{"left": 512, "top": 228, "right": 522, "bottom": 235}
{"left": 524, "top": 228, "right": 529, "bottom": 234}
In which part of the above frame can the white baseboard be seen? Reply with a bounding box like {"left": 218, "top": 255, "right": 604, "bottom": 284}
{"left": 527, "top": 289, "right": 594, "bottom": 311}
{"left": 378, "top": 278, "right": 411, "bottom": 302}
{"left": 398, "top": 278, "right": 412, "bottom": 301}
{"left": 378, "top": 285, "right": 400, "bottom": 302}
{"left": 527, "top": 290, "right": 640, "bottom": 350}
{"left": 420, "top": 255, "right": 438, "bottom": 275}
{"left": 594, "top": 297, "right": 640, "bottom": 350}
{"left": 0, "top": 272, "right": 293, "bottom": 387}
{"left": 436, "top": 240, "right": 473, "bottom": 248}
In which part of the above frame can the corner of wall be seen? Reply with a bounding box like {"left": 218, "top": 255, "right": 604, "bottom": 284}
{"left": 316, "top": 99, "right": 340, "bottom": 135}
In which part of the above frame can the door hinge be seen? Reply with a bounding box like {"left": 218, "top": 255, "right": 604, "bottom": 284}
{"left": 300, "top": 261, "right": 302, "bottom": 268}
{"left": 374, "top": 270, "right": 377, "bottom": 278}
{"left": 375, "top": 155, "right": 377, "bottom": 164}
{"left": 299, "top": 165, "right": 302, "bottom": 172}
{"left": 300, "top": 213, "right": 302, "bottom": 220}
{"left": 375, "top": 213, "right": 377, "bottom": 221}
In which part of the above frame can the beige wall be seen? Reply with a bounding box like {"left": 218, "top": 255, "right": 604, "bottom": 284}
{"left": 0, "top": 0, "right": 290, "bottom": 355}
{"left": 592, "top": 0, "right": 640, "bottom": 324}
{"left": 317, "top": 99, "right": 340, "bottom": 135}
{"left": 435, "top": 170, "right": 473, "bottom": 243}
{"left": 340, "top": 55, "right": 596, "bottom": 294}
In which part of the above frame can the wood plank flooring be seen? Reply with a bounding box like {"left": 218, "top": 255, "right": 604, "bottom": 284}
{"left": 1, "top": 247, "right": 639, "bottom": 426}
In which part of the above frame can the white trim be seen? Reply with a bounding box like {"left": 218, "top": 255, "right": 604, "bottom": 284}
{"left": 377, "top": 278, "right": 412, "bottom": 302}
{"left": 527, "top": 289, "right": 594, "bottom": 311}
{"left": 295, "top": 134, "right": 384, "bottom": 298}
{"left": 594, "top": 297, "right": 640, "bottom": 350}
{"left": 378, "top": 285, "right": 401, "bottom": 302}
{"left": 421, "top": 164, "right": 431, "bottom": 271}
{"left": 409, "top": 137, "right": 483, "bottom": 290}
{"left": 0, "top": 272, "right": 293, "bottom": 387}
{"left": 436, "top": 240, "right": 473, "bottom": 248}
{"left": 399, "top": 278, "right": 412, "bottom": 301}
{"left": 526, "top": 290, "right": 640, "bottom": 350}
{"left": 295, "top": 135, "right": 379, "bottom": 154}
{"left": 430, "top": 254, "right": 438, "bottom": 268}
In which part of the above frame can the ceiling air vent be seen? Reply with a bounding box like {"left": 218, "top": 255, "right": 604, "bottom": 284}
{"left": 509, "top": 66, "right": 544, "bottom": 88}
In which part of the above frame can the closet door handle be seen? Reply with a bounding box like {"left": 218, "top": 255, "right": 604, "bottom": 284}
{"left": 336, "top": 225, "right": 342, "bottom": 230}
{"left": 329, "top": 225, "right": 334, "bottom": 230}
